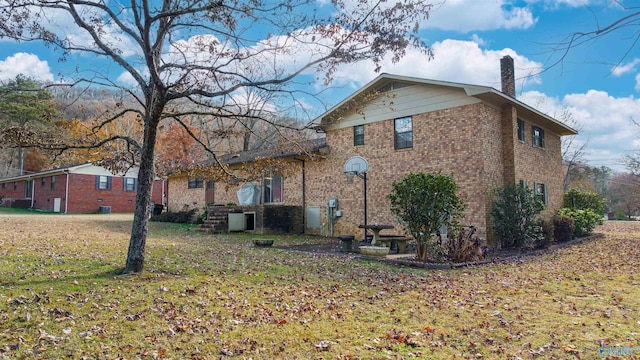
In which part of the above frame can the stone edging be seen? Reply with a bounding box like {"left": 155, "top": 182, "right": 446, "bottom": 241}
{"left": 381, "top": 233, "right": 604, "bottom": 269}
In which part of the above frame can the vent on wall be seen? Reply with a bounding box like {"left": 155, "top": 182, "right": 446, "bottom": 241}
{"left": 99, "top": 206, "right": 112, "bottom": 214}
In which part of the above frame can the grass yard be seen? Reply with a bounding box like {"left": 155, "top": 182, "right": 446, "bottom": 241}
{"left": 0, "top": 214, "right": 638, "bottom": 359}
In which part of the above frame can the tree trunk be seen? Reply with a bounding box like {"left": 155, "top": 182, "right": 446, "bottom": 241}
{"left": 123, "top": 115, "right": 160, "bottom": 273}
{"left": 16, "top": 146, "right": 24, "bottom": 176}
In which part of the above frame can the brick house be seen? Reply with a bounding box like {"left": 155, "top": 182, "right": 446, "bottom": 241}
{"left": 168, "top": 56, "right": 577, "bottom": 241}
{"left": 0, "top": 163, "right": 165, "bottom": 213}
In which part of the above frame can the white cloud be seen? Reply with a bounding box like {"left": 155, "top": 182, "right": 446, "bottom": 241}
{"left": 425, "top": 0, "right": 537, "bottom": 32}
{"left": 520, "top": 90, "right": 640, "bottom": 171}
{"left": 329, "top": 39, "right": 543, "bottom": 92}
{"left": 0, "top": 53, "right": 54, "bottom": 82}
{"left": 612, "top": 58, "right": 640, "bottom": 77}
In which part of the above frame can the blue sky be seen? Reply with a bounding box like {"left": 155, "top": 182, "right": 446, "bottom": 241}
{"left": 1, "top": 0, "right": 639, "bottom": 172}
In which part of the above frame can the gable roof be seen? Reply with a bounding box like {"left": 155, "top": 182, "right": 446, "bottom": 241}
{"left": 312, "top": 73, "right": 578, "bottom": 136}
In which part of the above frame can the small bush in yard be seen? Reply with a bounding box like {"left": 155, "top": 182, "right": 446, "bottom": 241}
{"left": 553, "top": 214, "right": 575, "bottom": 242}
{"left": 556, "top": 208, "right": 602, "bottom": 238}
{"left": 446, "top": 226, "right": 487, "bottom": 263}
{"left": 491, "top": 184, "right": 545, "bottom": 249}
{"left": 388, "top": 172, "right": 466, "bottom": 262}
{"left": 563, "top": 188, "right": 606, "bottom": 216}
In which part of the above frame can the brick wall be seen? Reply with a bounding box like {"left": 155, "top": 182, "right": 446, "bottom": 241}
{"left": 66, "top": 174, "right": 137, "bottom": 213}
{"left": 167, "top": 174, "right": 206, "bottom": 212}
{"left": 0, "top": 179, "right": 29, "bottom": 204}
{"left": 31, "top": 174, "right": 68, "bottom": 212}
{"left": 305, "top": 102, "right": 565, "bottom": 243}
{"left": 169, "top": 159, "right": 305, "bottom": 211}
{"left": 512, "top": 117, "right": 564, "bottom": 219}
{"left": 165, "top": 102, "right": 566, "bottom": 242}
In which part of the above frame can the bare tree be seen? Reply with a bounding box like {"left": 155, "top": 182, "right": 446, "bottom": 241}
{"left": 0, "top": 0, "right": 433, "bottom": 273}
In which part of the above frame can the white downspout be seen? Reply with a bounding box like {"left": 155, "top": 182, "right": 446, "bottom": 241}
{"left": 30, "top": 179, "right": 35, "bottom": 208}
{"left": 64, "top": 171, "right": 70, "bottom": 214}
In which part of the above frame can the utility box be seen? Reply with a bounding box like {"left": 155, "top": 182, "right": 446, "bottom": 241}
{"left": 228, "top": 213, "right": 245, "bottom": 232}
{"left": 99, "top": 206, "right": 111, "bottom": 214}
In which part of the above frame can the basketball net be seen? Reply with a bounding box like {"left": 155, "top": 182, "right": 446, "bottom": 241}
{"left": 345, "top": 172, "right": 355, "bottom": 184}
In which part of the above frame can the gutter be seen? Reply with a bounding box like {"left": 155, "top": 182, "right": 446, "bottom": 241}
{"left": 64, "top": 171, "right": 70, "bottom": 214}
{"left": 294, "top": 157, "right": 306, "bottom": 234}
{"left": 30, "top": 179, "right": 35, "bottom": 208}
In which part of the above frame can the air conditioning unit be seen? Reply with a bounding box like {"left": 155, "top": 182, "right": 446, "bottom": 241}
{"left": 99, "top": 206, "right": 112, "bottom": 214}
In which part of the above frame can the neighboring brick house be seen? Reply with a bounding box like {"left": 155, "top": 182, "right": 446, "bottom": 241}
{"left": 168, "top": 56, "right": 577, "bottom": 242}
{"left": 0, "top": 163, "right": 165, "bottom": 213}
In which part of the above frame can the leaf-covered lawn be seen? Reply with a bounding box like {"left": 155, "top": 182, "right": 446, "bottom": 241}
{"left": 0, "top": 214, "right": 638, "bottom": 359}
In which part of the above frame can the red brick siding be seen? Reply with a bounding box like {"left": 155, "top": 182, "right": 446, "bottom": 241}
{"left": 0, "top": 179, "right": 29, "bottom": 201}
{"left": 65, "top": 174, "right": 137, "bottom": 213}
{"left": 31, "top": 174, "right": 69, "bottom": 212}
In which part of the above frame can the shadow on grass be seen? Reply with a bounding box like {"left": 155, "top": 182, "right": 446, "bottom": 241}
{"left": 0, "top": 267, "right": 136, "bottom": 289}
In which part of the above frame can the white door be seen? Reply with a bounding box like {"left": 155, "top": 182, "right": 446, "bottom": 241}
{"left": 53, "top": 198, "right": 61, "bottom": 212}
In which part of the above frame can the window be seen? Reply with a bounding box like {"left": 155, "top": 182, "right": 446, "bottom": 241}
{"left": 532, "top": 125, "right": 545, "bottom": 148}
{"left": 2, "top": 183, "right": 5, "bottom": 189}
{"left": 534, "top": 182, "right": 548, "bottom": 205}
{"left": 353, "top": 125, "right": 364, "bottom": 146}
{"left": 96, "top": 175, "right": 112, "bottom": 190}
{"left": 41, "top": 177, "right": 46, "bottom": 186}
{"left": 188, "top": 178, "right": 203, "bottom": 189}
{"left": 519, "top": 180, "right": 528, "bottom": 189}
{"left": 263, "top": 173, "right": 283, "bottom": 204}
{"left": 14, "top": 182, "right": 17, "bottom": 190}
{"left": 517, "top": 118, "right": 525, "bottom": 142}
{"left": 51, "top": 176, "right": 55, "bottom": 190}
{"left": 25, "top": 180, "right": 32, "bottom": 199}
{"left": 394, "top": 116, "right": 413, "bottom": 149}
{"left": 206, "top": 180, "right": 215, "bottom": 189}
{"left": 124, "top": 177, "right": 137, "bottom": 191}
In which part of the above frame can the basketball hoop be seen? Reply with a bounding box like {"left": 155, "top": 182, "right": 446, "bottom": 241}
{"left": 345, "top": 172, "right": 355, "bottom": 184}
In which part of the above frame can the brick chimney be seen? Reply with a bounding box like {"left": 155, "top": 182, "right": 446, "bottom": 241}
{"left": 500, "top": 55, "right": 515, "bottom": 98}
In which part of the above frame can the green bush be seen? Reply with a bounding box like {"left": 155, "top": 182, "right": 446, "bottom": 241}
{"left": 388, "top": 172, "right": 466, "bottom": 262}
{"left": 552, "top": 214, "right": 575, "bottom": 242}
{"left": 563, "top": 188, "right": 606, "bottom": 216}
{"left": 556, "top": 208, "right": 602, "bottom": 238}
{"left": 537, "top": 219, "right": 553, "bottom": 248}
{"left": 491, "top": 184, "right": 545, "bottom": 249}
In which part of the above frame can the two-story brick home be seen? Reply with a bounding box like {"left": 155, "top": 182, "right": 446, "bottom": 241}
{"left": 168, "top": 56, "right": 577, "bottom": 241}
{"left": 0, "top": 163, "right": 165, "bottom": 213}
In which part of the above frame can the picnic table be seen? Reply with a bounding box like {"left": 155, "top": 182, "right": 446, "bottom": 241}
{"left": 358, "top": 224, "right": 394, "bottom": 246}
